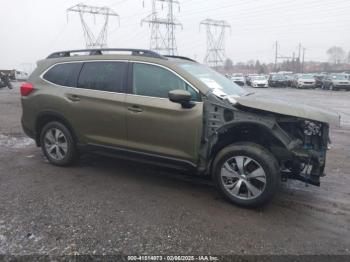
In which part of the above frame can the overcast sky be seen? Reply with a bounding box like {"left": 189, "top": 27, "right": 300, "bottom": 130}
{"left": 1, "top": 0, "right": 350, "bottom": 70}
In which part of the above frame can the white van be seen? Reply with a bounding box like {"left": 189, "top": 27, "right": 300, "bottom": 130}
{"left": 15, "top": 70, "right": 29, "bottom": 81}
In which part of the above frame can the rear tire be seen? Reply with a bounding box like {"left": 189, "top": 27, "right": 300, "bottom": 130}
{"left": 40, "top": 121, "right": 78, "bottom": 166}
{"left": 212, "top": 143, "right": 280, "bottom": 208}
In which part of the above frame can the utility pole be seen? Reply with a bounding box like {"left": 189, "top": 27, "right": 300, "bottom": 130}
{"left": 67, "top": 3, "right": 119, "bottom": 49}
{"left": 274, "top": 40, "right": 278, "bottom": 72}
{"left": 200, "top": 19, "right": 231, "bottom": 68}
{"left": 298, "top": 43, "right": 302, "bottom": 73}
{"left": 141, "top": 0, "right": 182, "bottom": 55}
{"left": 301, "top": 48, "right": 306, "bottom": 73}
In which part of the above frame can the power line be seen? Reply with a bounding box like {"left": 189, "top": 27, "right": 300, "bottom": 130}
{"left": 180, "top": 0, "right": 349, "bottom": 18}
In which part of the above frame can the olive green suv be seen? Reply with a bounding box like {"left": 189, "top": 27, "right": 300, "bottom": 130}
{"left": 21, "top": 48, "right": 340, "bottom": 207}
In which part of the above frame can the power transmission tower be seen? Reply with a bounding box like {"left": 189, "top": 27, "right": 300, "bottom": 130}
{"left": 200, "top": 19, "right": 231, "bottom": 68}
{"left": 273, "top": 40, "right": 292, "bottom": 72}
{"left": 67, "top": 3, "right": 119, "bottom": 49}
{"left": 141, "top": 0, "right": 182, "bottom": 55}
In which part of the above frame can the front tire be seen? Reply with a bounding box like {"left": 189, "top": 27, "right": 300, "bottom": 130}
{"left": 212, "top": 143, "right": 280, "bottom": 208}
{"left": 40, "top": 121, "right": 78, "bottom": 166}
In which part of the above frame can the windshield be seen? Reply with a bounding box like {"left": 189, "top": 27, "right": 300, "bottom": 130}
{"left": 332, "top": 74, "right": 347, "bottom": 80}
{"left": 251, "top": 76, "right": 266, "bottom": 80}
{"left": 271, "top": 75, "right": 285, "bottom": 80}
{"left": 179, "top": 63, "right": 248, "bottom": 97}
{"left": 300, "top": 74, "right": 314, "bottom": 79}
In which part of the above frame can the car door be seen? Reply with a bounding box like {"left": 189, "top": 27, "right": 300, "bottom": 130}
{"left": 125, "top": 62, "right": 203, "bottom": 164}
{"left": 60, "top": 61, "right": 129, "bottom": 147}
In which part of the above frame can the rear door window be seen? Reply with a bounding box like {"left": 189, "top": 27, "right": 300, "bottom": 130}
{"left": 43, "top": 63, "right": 82, "bottom": 87}
{"left": 77, "top": 62, "right": 127, "bottom": 93}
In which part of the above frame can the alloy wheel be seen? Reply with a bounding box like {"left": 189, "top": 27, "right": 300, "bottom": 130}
{"left": 44, "top": 128, "right": 68, "bottom": 161}
{"left": 220, "top": 156, "right": 267, "bottom": 200}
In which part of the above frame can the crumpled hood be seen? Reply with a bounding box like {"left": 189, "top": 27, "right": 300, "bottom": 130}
{"left": 236, "top": 94, "right": 340, "bottom": 126}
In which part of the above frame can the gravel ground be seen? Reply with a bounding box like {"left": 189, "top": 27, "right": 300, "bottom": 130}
{"left": 0, "top": 83, "right": 350, "bottom": 256}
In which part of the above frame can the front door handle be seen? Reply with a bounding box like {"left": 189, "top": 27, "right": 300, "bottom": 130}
{"left": 66, "top": 94, "right": 81, "bottom": 102}
{"left": 127, "top": 105, "right": 143, "bottom": 113}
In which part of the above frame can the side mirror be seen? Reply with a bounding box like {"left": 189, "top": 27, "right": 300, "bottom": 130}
{"left": 168, "top": 90, "right": 193, "bottom": 108}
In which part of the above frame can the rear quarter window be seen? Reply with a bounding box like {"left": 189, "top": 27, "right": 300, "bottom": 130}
{"left": 43, "top": 63, "right": 82, "bottom": 87}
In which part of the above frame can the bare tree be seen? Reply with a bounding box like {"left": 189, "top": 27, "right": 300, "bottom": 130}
{"left": 326, "top": 46, "right": 345, "bottom": 64}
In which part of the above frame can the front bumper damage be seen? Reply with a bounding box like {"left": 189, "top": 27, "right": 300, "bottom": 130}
{"left": 286, "top": 148, "right": 326, "bottom": 186}
{"left": 199, "top": 92, "right": 339, "bottom": 187}
{"left": 278, "top": 122, "right": 330, "bottom": 187}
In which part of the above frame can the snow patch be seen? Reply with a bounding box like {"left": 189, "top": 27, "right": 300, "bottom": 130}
{"left": 0, "top": 134, "right": 34, "bottom": 149}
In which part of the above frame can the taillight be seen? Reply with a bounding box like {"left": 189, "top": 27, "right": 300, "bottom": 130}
{"left": 20, "top": 82, "right": 34, "bottom": 96}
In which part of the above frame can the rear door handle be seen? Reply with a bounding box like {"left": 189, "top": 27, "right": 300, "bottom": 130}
{"left": 66, "top": 94, "right": 81, "bottom": 102}
{"left": 127, "top": 105, "right": 143, "bottom": 113}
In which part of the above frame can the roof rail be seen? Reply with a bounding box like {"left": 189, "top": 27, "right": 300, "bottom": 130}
{"left": 164, "top": 55, "right": 197, "bottom": 63}
{"left": 47, "top": 48, "right": 166, "bottom": 59}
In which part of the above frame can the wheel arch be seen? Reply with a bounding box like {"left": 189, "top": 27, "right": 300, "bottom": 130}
{"left": 35, "top": 111, "right": 78, "bottom": 146}
{"left": 207, "top": 121, "right": 289, "bottom": 173}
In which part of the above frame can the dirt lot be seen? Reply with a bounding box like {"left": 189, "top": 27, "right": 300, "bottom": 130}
{"left": 0, "top": 83, "right": 350, "bottom": 255}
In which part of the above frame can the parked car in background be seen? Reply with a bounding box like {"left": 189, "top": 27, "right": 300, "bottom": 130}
{"left": 230, "top": 74, "right": 245, "bottom": 86}
{"left": 245, "top": 74, "right": 258, "bottom": 86}
{"left": 250, "top": 75, "right": 268, "bottom": 88}
{"left": 322, "top": 74, "right": 350, "bottom": 91}
{"left": 268, "top": 74, "right": 288, "bottom": 87}
{"left": 314, "top": 74, "right": 326, "bottom": 88}
{"left": 292, "top": 74, "right": 316, "bottom": 89}
{"left": 284, "top": 75, "right": 293, "bottom": 87}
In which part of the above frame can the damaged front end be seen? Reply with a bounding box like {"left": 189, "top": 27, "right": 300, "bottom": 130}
{"left": 276, "top": 118, "right": 329, "bottom": 186}
{"left": 198, "top": 91, "right": 338, "bottom": 187}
